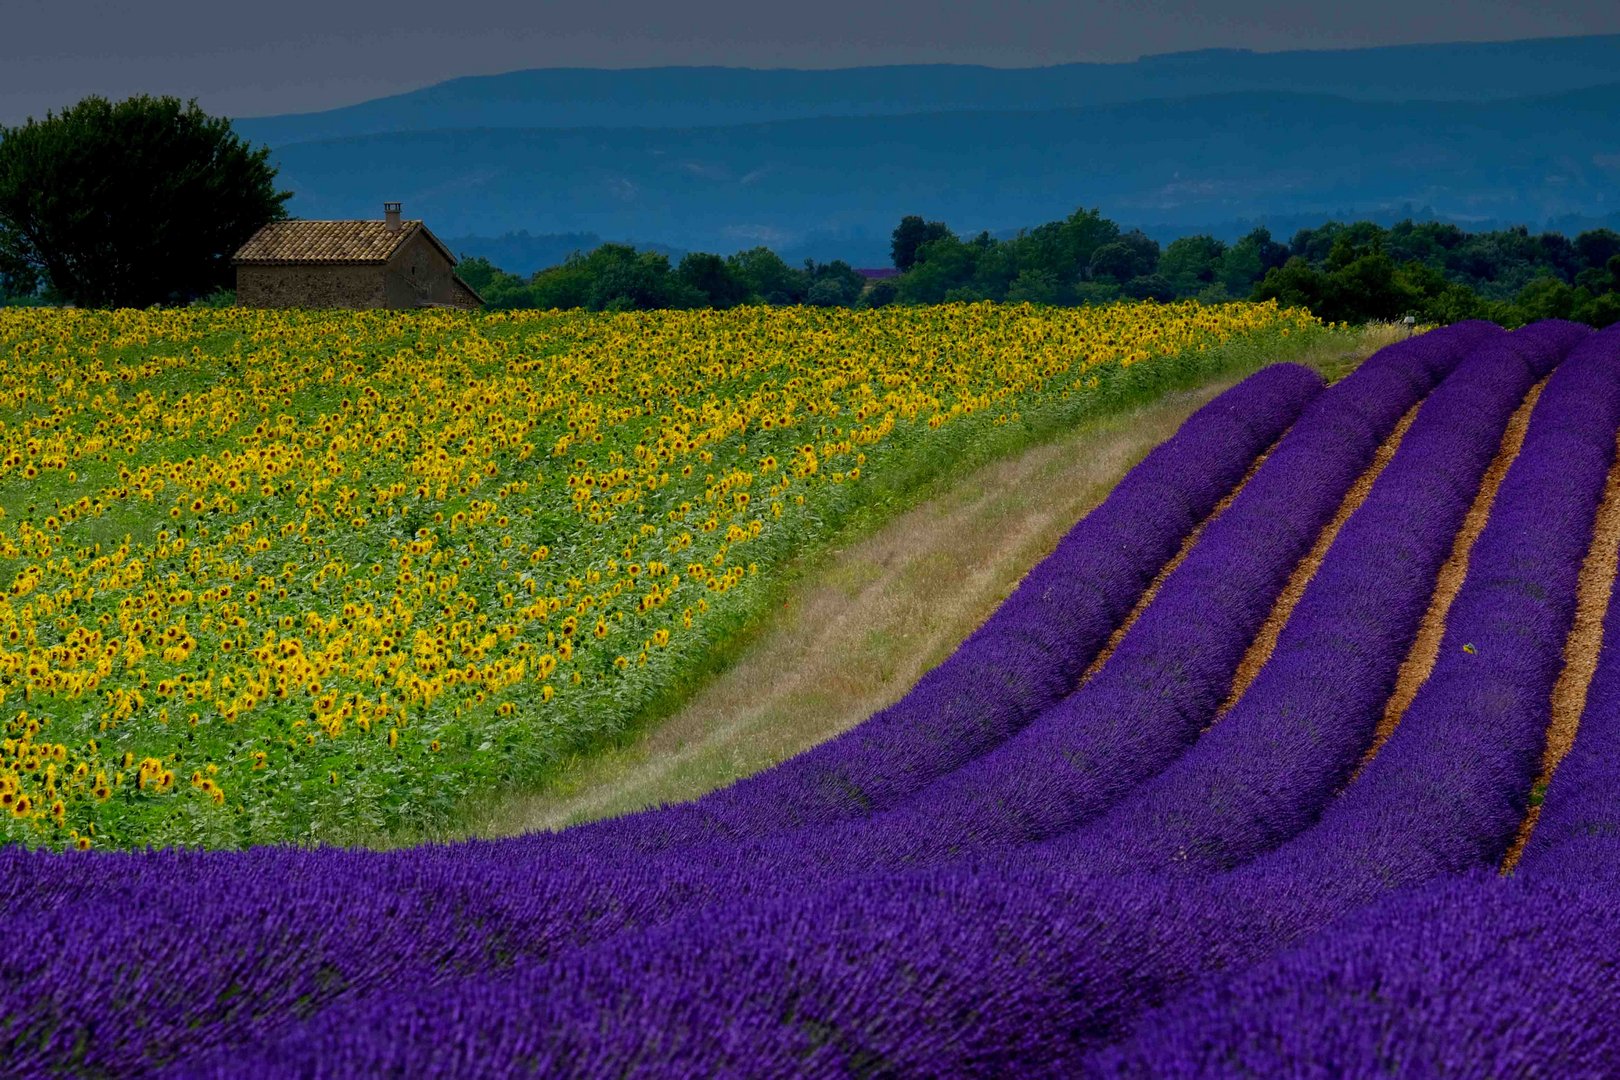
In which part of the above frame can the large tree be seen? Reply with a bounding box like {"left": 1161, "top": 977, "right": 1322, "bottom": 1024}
{"left": 0, "top": 94, "right": 291, "bottom": 308}
{"left": 890, "top": 215, "right": 954, "bottom": 273}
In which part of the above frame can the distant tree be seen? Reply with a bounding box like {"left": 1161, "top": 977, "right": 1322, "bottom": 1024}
{"left": 1158, "top": 235, "right": 1226, "bottom": 293}
{"left": 1005, "top": 268, "right": 1063, "bottom": 306}
{"left": 1576, "top": 291, "right": 1620, "bottom": 329}
{"left": 802, "top": 259, "right": 865, "bottom": 307}
{"left": 447, "top": 253, "right": 544, "bottom": 308}
{"left": 0, "top": 94, "right": 290, "bottom": 307}
{"left": 1123, "top": 273, "right": 1177, "bottom": 302}
{"left": 1418, "top": 283, "right": 1490, "bottom": 325}
{"left": 968, "top": 244, "right": 1018, "bottom": 301}
{"left": 453, "top": 255, "right": 507, "bottom": 297}
{"left": 577, "top": 245, "right": 700, "bottom": 310}
{"left": 1291, "top": 222, "right": 1360, "bottom": 265}
{"left": 1511, "top": 276, "right": 1582, "bottom": 322}
{"left": 727, "top": 246, "right": 808, "bottom": 304}
{"left": 897, "top": 236, "right": 979, "bottom": 304}
{"left": 1060, "top": 208, "right": 1122, "bottom": 271}
{"left": 1387, "top": 219, "right": 1465, "bottom": 266}
{"left": 890, "top": 215, "right": 954, "bottom": 272}
{"left": 1315, "top": 253, "right": 1421, "bottom": 323}
{"left": 805, "top": 279, "right": 847, "bottom": 307}
{"left": 527, "top": 260, "right": 592, "bottom": 310}
{"left": 857, "top": 278, "right": 899, "bottom": 309}
{"left": 676, "top": 252, "right": 748, "bottom": 308}
{"left": 1575, "top": 229, "right": 1620, "bottom": 272}
{"left": 1536, "top": 231, "right": 1583, "bottom": 281}
{"left": 1071, "top": 280, "right": 1122, "bottom": 305}
{"left": 1320, "top": 223, "right": 1385, "bottom": 272}
{"left": 1088, "top": 232, "right": 1158, "bottom": 284}
{"left": 1215, "top": 227, "right": 1290, "bottom": 295}
{"left": 1252, "top": 256, "right": 1328, "bottom": 314}
{"left": 999, "top": 209, "right": 1120, "bottom": 297}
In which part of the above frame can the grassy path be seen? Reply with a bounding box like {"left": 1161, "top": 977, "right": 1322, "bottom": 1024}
{"left": 470, "top": 326, "right": 1404, "bottom": 839}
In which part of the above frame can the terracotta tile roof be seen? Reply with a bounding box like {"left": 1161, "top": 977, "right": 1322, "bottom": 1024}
{"left": 232, "top": 220, "right": 428, "bottom": 265}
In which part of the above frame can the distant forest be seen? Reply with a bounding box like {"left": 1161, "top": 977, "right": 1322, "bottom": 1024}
{"left": 451, "top": 209, "right": 1620, "bottom": 328}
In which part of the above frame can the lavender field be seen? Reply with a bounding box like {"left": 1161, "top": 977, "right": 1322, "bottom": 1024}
{"left": 7, "top": 318, "right": 1620, "bottom": 1077}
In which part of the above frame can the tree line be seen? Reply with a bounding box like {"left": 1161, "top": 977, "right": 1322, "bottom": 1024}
{"left": 454, "top": 246, "right": 870, "bottom": 312}
{"left": 451, "top": 211, "right": 1620, "bottom": 329}
{"left": 1, "top": 93, "right": 1616, "bottom": 328}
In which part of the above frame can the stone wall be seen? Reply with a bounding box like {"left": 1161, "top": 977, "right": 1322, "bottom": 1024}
{"left": 382, "top": 233, "right": 481, "bottom": 310}
{"left": 236, "top": 264, "right": 386, "bottom": 308}
{"left": 449, "top": 276, "right": 483, "bottom": 309}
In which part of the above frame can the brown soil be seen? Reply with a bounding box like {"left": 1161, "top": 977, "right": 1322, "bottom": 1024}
{"left": 1500, "top": 426, "right": 1620, "bottom": 872}
{"left": 1348, "top": 379, "right": 1546, "bottom": 782}
{"left": 1217, "top": 401, "right": 1421, "bottom": 716}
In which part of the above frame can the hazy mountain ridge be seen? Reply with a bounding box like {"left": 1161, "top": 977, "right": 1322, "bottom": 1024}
{"left": 263, "top": 81, "right": 1620, "bottom": 263}
{"left": 232, "top": 34, "right": 1620, "bottom": 145}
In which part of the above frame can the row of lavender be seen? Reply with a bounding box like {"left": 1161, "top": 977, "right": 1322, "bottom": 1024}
{"left": 7, "top": 320, "right": 1619, "bottom": 1077}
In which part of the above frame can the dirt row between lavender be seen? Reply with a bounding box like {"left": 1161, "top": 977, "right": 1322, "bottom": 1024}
{"left": 472, "top": 325, "right": 1408, "bottom": 838}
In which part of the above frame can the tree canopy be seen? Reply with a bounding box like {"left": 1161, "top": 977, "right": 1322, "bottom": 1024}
{"left": 0, "top": 94, "right": 291, "bottom": 308}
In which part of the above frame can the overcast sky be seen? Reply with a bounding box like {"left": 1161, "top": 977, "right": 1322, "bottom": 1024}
{"left": 5, "top": 0, "right": 1619, "bottom": 125}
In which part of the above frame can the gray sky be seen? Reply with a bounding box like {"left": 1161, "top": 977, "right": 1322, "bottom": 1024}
{"left": 5, "top": 0, "right": 1619, "bottom": 125}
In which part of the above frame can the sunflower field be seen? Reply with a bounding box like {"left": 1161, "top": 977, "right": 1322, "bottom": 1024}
{"left": 0, "top": 300, "right": 1325, "bottom": 850}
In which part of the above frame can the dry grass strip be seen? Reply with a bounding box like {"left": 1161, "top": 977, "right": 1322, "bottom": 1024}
{"left": 485, "top": 379, "right": 1248, "bottom": 835}
{"left": 1346, "top": 379, "right": 1546, "bottom": 784}
{"left": 1216, "top": 402, "right": 1422, "bottom": 717}
{"left": 1076, "top": 444, "right": 1277, "bottom": 686}
{"left": 1500, "top": 426, "right": 1620, "bottom": 872}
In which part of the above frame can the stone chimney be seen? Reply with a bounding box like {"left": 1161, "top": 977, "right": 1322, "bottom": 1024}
{"left": 383, "top": 202, "right": 402, "bottom": 233}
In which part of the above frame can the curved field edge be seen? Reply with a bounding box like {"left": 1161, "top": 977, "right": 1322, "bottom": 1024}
{"left": 465, "top": 324, "right": 1402, "bottom": 843}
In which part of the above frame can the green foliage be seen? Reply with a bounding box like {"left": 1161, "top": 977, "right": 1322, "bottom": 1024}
{"left": 858, "top": 279, "right": 900, "bottom": 309}
{"left": 451, "top": 208, "right": 1620, "bottom": 327}
{"left": 727, "top": 247, "right": 808, "bottom": 304}
{"left": 0, "top": 94, "right": 291, "bottom": 308}
{"left": 1123, "top": 273, "right": 1177, "bottom": 302}
{"left": 1089, "top": 230, "right": 1160, "bottom": 284}
{"left": 804, "top": 259, "right": 865, "bottom": 307}
{"left": 1217, "top": 228, "right": 1289, "bottom": 296}
{"left": 898, "top": 237, "right": 980, "bottom": 304}
{"left": 1005, "top": 269, "right": 1064, "bottom": 305}
{"left": 890, "top": 215, "right": 954, "bottom": 272}
{"left": 676, "top": 252, "right": 748, "bottom": 309}
{"left": 1158, "top": 235, "right": 1226, "bottom": 294}
{"left": 189, "top": 288, "right": 237, "bottom": 309}
{"left": 1253, "top": 220, "right": 1620, "bottom": 328}
{"left": 451, "top": 255, "right": 506, "bottom": 297}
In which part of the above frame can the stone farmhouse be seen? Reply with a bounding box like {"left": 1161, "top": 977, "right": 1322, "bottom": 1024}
{"left": 232, "top": 203, "right": 484, "bottom": 310}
